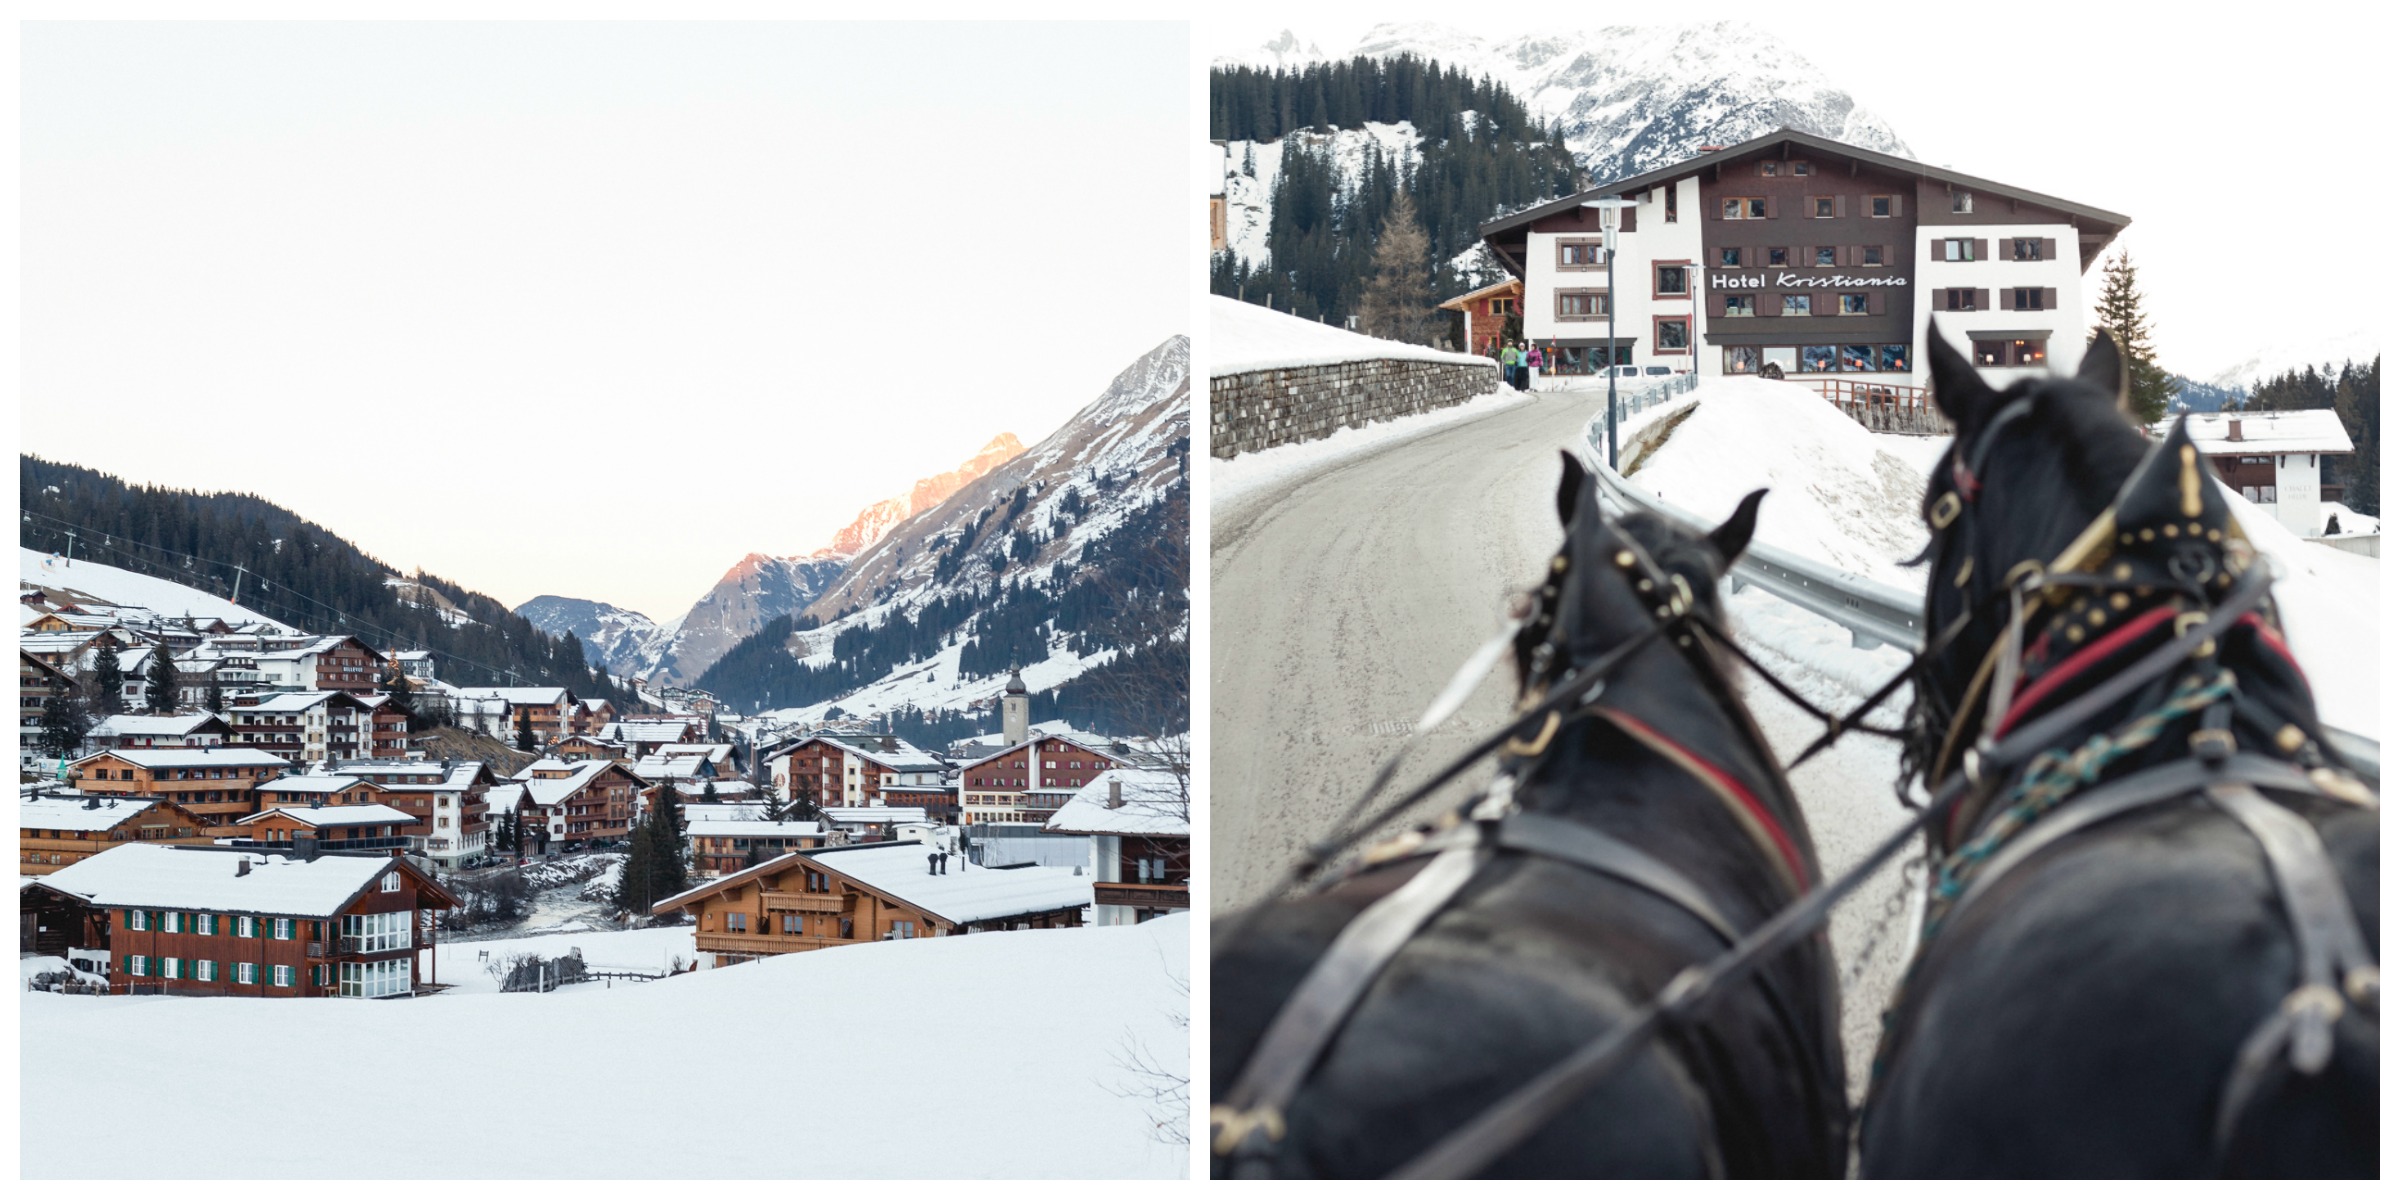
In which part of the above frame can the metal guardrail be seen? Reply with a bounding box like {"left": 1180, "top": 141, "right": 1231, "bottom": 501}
{"left": 1577, "top": 394, "right": 2380, "bottom": 786}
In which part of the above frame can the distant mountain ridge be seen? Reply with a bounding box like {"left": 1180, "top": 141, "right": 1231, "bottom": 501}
{"left": 517, "top": 431, "right": 1026, "bottom": 685}
{"left": 1221, "top": 22, "right": 1910, "bottom": 186}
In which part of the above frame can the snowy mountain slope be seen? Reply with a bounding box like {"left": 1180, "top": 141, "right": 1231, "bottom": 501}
{"left": 19, "top": 547, "right": 293, "bottom": 631}
{"left": 1219, "top": 121, "right": 1427, "bottom": 273}
{"left": 1218, "top": 21, "right": 1911, "bottom": 208}
{"left": 732, "top": 335, "right": 1190, "bottom": 730}
{"left": 514, "top": 594, "right": 679, "bottom": 678}
{"left": 647, "top": 552, "right": 849, "bottom": 687}
{"left": 22, "top": 917, "right": 1191, "bottom": 1178}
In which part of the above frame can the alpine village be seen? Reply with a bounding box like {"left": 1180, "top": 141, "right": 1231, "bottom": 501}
{"left": 20, "top": 339, "right": 1192, "bottom": 1009}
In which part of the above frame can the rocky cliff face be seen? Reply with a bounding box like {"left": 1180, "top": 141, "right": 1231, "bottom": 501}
{"left": 816, "top": 433, "right": 1024, "bottom": 557}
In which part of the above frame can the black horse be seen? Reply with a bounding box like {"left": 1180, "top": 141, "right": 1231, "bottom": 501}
{"left": 1210, "top": 456, "right": 1849, "bottom": 1178}
{"left": 1861, "top": 328, "right": 2379, "bottom": 1176}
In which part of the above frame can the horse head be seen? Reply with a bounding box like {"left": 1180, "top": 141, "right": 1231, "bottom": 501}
{"left": 1903, "top": 320, "right": 2322, "bottom": 810}
{"left": 1511, "top": 451, "right": 1764, "bottom": 704}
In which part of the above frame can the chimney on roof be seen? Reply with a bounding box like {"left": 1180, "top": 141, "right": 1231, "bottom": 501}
{"left": 84, "top": 797, "right": 99, "bottom": 810}
{"left": 2228, "top": 418, "right": 2244, "bottom": 441}
{"left": 236, "top": 858, "right": 250, "bottom": 877}
{"left": 1107, "top": 779, "right": 1124, "bottom": 809}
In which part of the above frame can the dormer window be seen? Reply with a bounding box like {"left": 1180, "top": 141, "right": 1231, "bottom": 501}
{"left": 1759, "top": 161, "right": 1780, "bottom": 177}
{"left": 1791, "top": 161, "right": 1813, "bottom": 176}
{"left": 1952, "top": 192, "right": 1974, "bottom": 214}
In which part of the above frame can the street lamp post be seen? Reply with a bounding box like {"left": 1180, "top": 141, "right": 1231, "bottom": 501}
{"left": 1583, "top": 198, "right": 1637, "bottom": 469}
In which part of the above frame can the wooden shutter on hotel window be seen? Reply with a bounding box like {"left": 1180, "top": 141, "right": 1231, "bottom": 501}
{"left": 1836, "top": 195, "right": 1847, "bottom": 218}
{"left": 1929, "top": 238, "right": 1943, "bottom": 260}
{"left": 1871, "top": 291, "right": 1886, "bottom": 316}
{"left": 1975, "top": 239, "right": 1990, "bottom": 262}
{"left": 1764, "top": 196, "right": 1777, "bottom": 219}
{"left": 1818, "top": 291, "right": 1834, "bottom": 315}
{"left": 2043, "top": 288, "right": 2057, "bottom": 310}
{"left": 1977, "top": 289, "right": 1991, "bottom": 311}
{"left": 2042, "top": 238, "right": 2057, "bottom": 260}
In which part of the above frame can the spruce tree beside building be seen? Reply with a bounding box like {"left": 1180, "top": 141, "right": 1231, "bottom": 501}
{"left": 2089, "top": 250, "right": 2175, "bottom": 425}
{"left": 145, "top": 649, "right": 180, "bottom": 714}
{"left": 91, "top": 641, "right": 125, "bottom": 716}
{"left": 515, "top": 709, "right": 536, "bottom": 754}
{"left": 204, "top": 678, "right": 226, "bottom": 715}
{"left": 39, "top": 695, "right": 91, "bottom": 761}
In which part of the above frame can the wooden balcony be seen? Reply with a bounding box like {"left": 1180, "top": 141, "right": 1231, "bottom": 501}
{"left": 694, "top": 930, "right": 845, "bottom": 956}
{"left": 759, "top": 890, "right": 845, "bottom": 913}
{"left": 1094, "top": 881, "right": 1190, "bottom": 910}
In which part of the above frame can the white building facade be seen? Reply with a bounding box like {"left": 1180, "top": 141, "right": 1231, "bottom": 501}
{"left": 1486, "top": 129, "right": 2128, "bottom": 392}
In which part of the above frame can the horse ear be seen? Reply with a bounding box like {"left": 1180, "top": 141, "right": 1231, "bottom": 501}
{"left": 1555, "top": 451, "right": 1591, "bottom": 528}
{"left": 2079, "top": 330, "right": 2130, "bottom": 413}
{"left": 1926, "top": 319, "right": 1993, "bottom": 426}
{"left": 1707, "top": 489, "right": 1768, "bottom": 567}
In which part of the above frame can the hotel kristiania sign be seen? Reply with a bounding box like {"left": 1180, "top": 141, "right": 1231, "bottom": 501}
{"left": 1708, "top": 271, "right": 1908, "bottom": 289}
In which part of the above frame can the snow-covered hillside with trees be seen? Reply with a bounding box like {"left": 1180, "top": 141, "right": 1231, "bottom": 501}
{"left": 22, "top": 917, "right": 1191, "bottom": 1178}
{"left": 19, "top": 546, "right": 292, "bottom": 631}
{"left": 1218, "top": 20, "right": 1911, "bottom": 194}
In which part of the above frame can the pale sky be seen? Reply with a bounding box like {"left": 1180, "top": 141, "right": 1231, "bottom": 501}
{"left": 1206, "top": 1, "right": 2388, "bottom": 379}
{"left": 21, "top": 20, "right": 1189, "bottom": 621}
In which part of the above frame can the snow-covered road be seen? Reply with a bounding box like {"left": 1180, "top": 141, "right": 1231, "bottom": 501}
{"left": 1209, "top": 385, "right": 1923, "bottom": 1097}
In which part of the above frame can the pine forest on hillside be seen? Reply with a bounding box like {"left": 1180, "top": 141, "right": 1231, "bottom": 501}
{"left": 1210, "top": 55, "right": 1582, "bottom": 331}
{"left": 19, "top": 455, "right": 634, "bottom": 704}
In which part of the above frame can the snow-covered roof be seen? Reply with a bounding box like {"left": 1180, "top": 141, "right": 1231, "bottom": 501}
{"left": 237, "top": 803, "right": 416, "bottom": 828}
{"left": 76, "top": 748, "right": 290, "bottom": 770}
{"left": 602, "top": 718, "right": 698, "bottom": 740}
{"left": 1045, "top": 769, "right": 1189, "bottom": 837}
{"left": 822, "top": 807, "right": 929, "bottom": 826}
{"left": 1437, "top": 277, "right": 1524, "bottom": 310}
{"left": 451, "top": 686, "right": 571, "bottom": 705}
{"left": 655, "top": 742, "right": 733, "bottom": 760}
{"left": 685, "top": 820, "right": 824, "bottom": 839}
{"left": 20, "top": 795, "right": 179, "bottom": 833}
{"left": 807, "top": 841, "right": 1091, "bottom": 925}
{"left": 956, "top": 733, "right": 1122, "bottom": 773}
{"left": 255, "top": 775, "right": 382, "bottom": 796}
{"left": 35, "top": 843, "right": 439, "bottom": 918}
{"left": 807, "top": 733, "right": 945, "bottom": 771}
{"left": 518, "top": 761, "right": 624, "bottom": 807}
{"left": 89, "top": 713, "right": 226, "bottom": 739}
{"left": 1211, "top": 294, "right": 1495, "bottom": 377}
{"left": 2166, "top": 410, "right": 2355, "bottom": 456}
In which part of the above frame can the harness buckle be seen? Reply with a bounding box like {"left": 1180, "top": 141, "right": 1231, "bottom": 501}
{"left": 2188, "top": 728, "right": 2236, "bottom": 766}
{"left": 1208, "top": 1105, "right": 1287, "bottom": 1158}
{"left": 1929, "top": 491, "right": 1962, "bottom": 530}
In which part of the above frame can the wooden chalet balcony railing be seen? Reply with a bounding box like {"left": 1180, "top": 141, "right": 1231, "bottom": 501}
{"left": 694, "top": 930, "right": 845, "bottom": 955}
{"left": 1094, "top": 881, "right": 1191, "bottom": 910}
{"left": 760, "top": 890, "right": 845, "bottom": 913}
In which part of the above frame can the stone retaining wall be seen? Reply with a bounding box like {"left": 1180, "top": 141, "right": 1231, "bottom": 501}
{"left": 1210, "top": 358, "right": 1500, "bottom": 458}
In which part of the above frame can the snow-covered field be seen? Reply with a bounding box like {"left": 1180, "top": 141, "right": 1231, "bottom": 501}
{"left": 19, "top": 546, "right": 291, "bottom": 629}
{"left": 23, "top": 917, "right": 1191, "bottom": 1178}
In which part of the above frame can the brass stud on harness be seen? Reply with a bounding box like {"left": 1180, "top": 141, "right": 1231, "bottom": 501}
{"left": 1614, "top": 550, "right": 1637, "bottom": 569}
{"left": 1635, "top": 578, "right": 1654, "bottom": 594}
{"left": 2109, "top": 594, "right": 2130, "bottom": 611}
{"left": 2113, "top": 563, "right": 2134, "bottom": 580}
{"left": 1553, "top": 555, "right": 1569, "bottom": 573}
{"left": 2187, "top": 522, "right": 2204, "bottom": 538}
{"left": 2345, "top": 965, "right": 2379, "bottom": 1009}
{"left": 2139, "top": 527, "right": 2156, "bottom": 542}
{"left": 2275, "top": 724, "right": 2307, "bottom": 754}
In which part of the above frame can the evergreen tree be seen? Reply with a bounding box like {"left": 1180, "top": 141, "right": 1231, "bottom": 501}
{"left": 384, "top": 668, "right": 418, "bottom": 731}
{"left": 614, "top": 824, "right": 654, "bottom": 915}
{"left": 145, "top": 649, "right": 180, "bottom": 714}
{"left": 204, "top": 677, "right": 226, "bottom": 715}
{"left": 39, "top": 694, "right": 91, "bottom": 760}
{"left": 1354, "top": 191, "right": 1439, "bottom": 345}
{"left": 700, "top": 780, "right": 717, "bottom": 807}
{"left": 91, "top": 641, "right": 126, "bottom": 716}
{"left": 2088, "top": 250, "right": 2174, "bottom": 425}
{"left": 789, "top": 772, "right": 823, "bottom": 822}
{"left": 515, "top": 708, "right": 536, "bottom": 754}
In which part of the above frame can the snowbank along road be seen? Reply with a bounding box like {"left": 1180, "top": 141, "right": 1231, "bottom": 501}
{"left": 1211, "top": 384, "right": 1927, "bottom": 1098}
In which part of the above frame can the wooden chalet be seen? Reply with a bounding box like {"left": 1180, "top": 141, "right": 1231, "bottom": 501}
{"left": 957, "top": 734, "right": 1122, "bottom": 826}
{"left": 652, "top": 838, "right": 1090, "bottom": 967}
{"left": 513, "top": 758, "right": 643, "bottom": 846}
{"left": 1044, "top": 769, "right": 1190, "bottom": 925}
{"left": 232, "top": 803, "right": 417, "bottom": 856}
{"left": 687, "top": 819, "right": 827, "bottom": 879}
{"left": 19, "top": 793, "right": 213, "bottom": 875}
{"left": 31, "top": 842, "right": 459, "bottom": 997}
{"left": 68, "top": 748, "right": 290, "bottom": 829}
